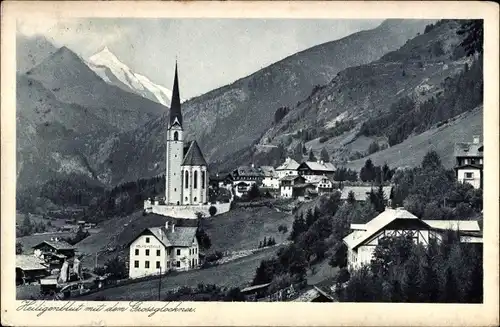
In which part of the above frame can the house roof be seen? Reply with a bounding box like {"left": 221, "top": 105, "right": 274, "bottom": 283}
{"left": 130, "top": 225, "right": 197, "bottom": 249}
{"left": 422, "top": 220, "right": 481, "bottom": 232}
{"left": 33, "top": 240, "right": 75, "bottom": 251}
{"left": 454, "top": 142, "right": 483, "bottom": 158}
{"left": 306, "top": 175, "right": 333, "bottom": 185}
{"left": 343, "top": 208, "right": 420, "bottom": 250}
{"left": 210, "top": 172, "right": 233, "bottom": 182}
{"left": 147, "top": 226, "right": 198, "bottom": 248}
{"left": 340, "top": 186, "right": 393, "bottom": 201}
{"left": 182, "top": 141, "right": 208, "bottom": 166}
{"left": 276, "top": 158, "right": 300, "bottom": 171}
{"left": 234, "top": 166, "right": 264, "bottom": 177}
{"left": 293, "top": 286, "right": 334, "bottom": 302}
{"left": 16, "top": 255, "right": 47, "bottom": 271}
{"left": 454, "top": 164, "right": 483, "bottom": 170}
{"left": 259, "top": 166, "right": 276, "bottom": 177}
{"left": 299, "top": 161, "right": 336, "bottom": 172}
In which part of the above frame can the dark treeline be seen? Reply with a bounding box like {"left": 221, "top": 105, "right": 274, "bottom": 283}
{"left": 338, "top": 232, "right": 482, "bottom": 303}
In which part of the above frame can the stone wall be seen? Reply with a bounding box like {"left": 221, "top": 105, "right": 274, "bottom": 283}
{"left": 144, "top": 200, "right": 231, "bottom": 219}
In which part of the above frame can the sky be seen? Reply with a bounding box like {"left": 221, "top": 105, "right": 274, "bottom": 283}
{"left": 17, "top": 18, "right": 384, "bottom": 99}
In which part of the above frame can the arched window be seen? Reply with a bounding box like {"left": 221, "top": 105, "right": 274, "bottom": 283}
{"left": 194, "top": 197, "right": 197, "bottom": 202}
{"left": 201, "top": 171, "right": 206, "bottom": 189}
{"left": 185, "top": 171, "right": 189, "bottom": 188}
{"left": 194, "top": 171, "right": 198, "bottom": 189}
{"left": 173, "top": 131, "right": 179, "bottom": 141}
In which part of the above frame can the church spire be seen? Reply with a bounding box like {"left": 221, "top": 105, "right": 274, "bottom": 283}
{"left": 169, "top": 61, "right": 182, "bottom": 127}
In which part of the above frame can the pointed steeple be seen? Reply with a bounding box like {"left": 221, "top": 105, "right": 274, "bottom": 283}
{"left": 169, "top": 61, "right": 183, "bottom": 127}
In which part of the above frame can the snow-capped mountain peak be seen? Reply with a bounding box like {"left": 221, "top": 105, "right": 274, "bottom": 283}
{"left": 87, "top": 47, "right": 177, "bottom": 107}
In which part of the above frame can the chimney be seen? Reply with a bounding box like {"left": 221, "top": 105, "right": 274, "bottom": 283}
{"left": 472, "top": 135, "right": 480, "bottom": 144}
{"left": 171, "top": 223, "right": 175, "bottom": 233}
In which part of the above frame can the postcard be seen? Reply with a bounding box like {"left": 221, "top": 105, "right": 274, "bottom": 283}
{"left": 1, "top": 1, "right": 499, "bottom": 326}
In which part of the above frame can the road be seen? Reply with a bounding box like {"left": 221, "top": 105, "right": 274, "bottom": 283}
{"left": 79, "top": 246, "right": 281, "bottom": 301}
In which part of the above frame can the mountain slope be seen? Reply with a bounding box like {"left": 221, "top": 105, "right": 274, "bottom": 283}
{"left": 101, "top": 19, "right": 433, "bottom": 184}
{"left": 16, "top": 34, "right": 58, "bottom": 73}
{"left": 346, "top": 106, "right": 483, "bottom": 171}
{"left": 26, "top": 46, "right": 167, "bottom": 131}
{"left": 86, "top": 47, "right": 175, "bottom": 107}
{"left": 260, "top": 19, "right": 480, "bottom": 169}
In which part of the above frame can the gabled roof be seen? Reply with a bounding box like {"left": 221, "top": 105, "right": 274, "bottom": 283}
{"left": 182, "top": 141, "right": 207, "bottom": 166}
{"left": 132, "top": 226, "right": 198, "bottom": 248}
{"left": 306, "top": 175, "right": 333, "bottom": 185}
{"left": 340, "top": 186, "right": 393, "bottom": 201}
{"left": 16, "top": 255, "right": 47, "bottom": 271}
{"left": 276, "top": 158, "right": 300, "bottom": 171}
{"left": 454, "top": 142, "right": 483, "bottom": 158}
{"left": 454, "top": 164, "right": 483, "bottom": 170}
{"left": 343, "top": 208, "right": 420, "bottom": 250}
{"left": 298, "top": 161, "right": 335, "bottom": 172}
{"left": 33, "top": 240, "right": 75, "bottom": 251}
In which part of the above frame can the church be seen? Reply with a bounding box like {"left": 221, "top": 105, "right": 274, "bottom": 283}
{"left": 164, "top": 63, "right": 208, "bottom": 205}
{"left": 144, "top": 64, "right": 231, "bottom": 219}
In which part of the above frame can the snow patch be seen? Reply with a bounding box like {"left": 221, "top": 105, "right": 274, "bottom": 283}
{"left": 87, "top": 47, "right": 177, "bottom": 106}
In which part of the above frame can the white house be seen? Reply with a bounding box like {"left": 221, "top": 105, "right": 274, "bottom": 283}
{"left": 128, "top": 221, "right": 199, "bottom": 279}
{"left": 343, "top": 208, "right": 482, "bottom": 271}
{"left": 275, "top": 157, "right": 300, "bottom": 179}
{"left": 260, "top": 166, "right": 280, "bottom": 189}
{"left": 454, "top": 135, "right": 483, "bottom": 189}
{"left": 279, "top": 175, "right": 313, "bottom": 199}
{"left": 297, "top": 161, "right": 335, "bottom": 182}
{"left": 306, "top": 175, "right": 335, "bottom": 195}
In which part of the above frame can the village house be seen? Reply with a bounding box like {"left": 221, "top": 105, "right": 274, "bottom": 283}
{"left": 231, "top": 165, "right": 264, "bottom": 197}
{"left": 306, "top": 175, "right": 335, "bottom": 195}
{"left": 128, "top": 221, "right": 199, "bottom": 279}
{"left": 454, "top": 135, "right": 483, "bottom": 189}
{"left": 209, "top": 172, "right": 233, "bottom": 190}
{"left": 279, "top": 175, "right": 315, "bottom": 199}
{"left": 33, "top": 238, "right": 76, "bottom": 271}
{"left": 260, "top": 166, "right": 280, "bottom": 190}
{"left": 275, "top": 157, "right": 300, "bottom": 179}
{"left": 340, "top": 185, "right": 393, "bottom": 205}
{"left": 297, "top": 160, "right": 335, "bottom": 182}
{"left": 343, "top": 208, "right": 482, "bottom": 271}
{"left": 16, "top": 255, "right": 48, "bottom": 285}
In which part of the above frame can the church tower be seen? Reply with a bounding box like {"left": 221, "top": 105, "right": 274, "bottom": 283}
{"left": 165, "top": 63, "right": 184, "bottom": 205}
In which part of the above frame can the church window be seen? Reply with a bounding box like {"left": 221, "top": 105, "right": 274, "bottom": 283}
{"left": 202, "top": 171, "right": 206, "bottom": 189}
{"left": 185, "top": 171, "right": 189, "bottom": 188}
{"left": 173, "top": 131, "right": 179, "bottom": 141}
{"left": 194, "top": 197, "right": 197, "bottom": 202}
{"left": 177, "top": 201, "right": 180, "bottom": 205}
{"left": 174, "top": 188, "right": 176, "bottom": 192}
{"left": 185, "top": 197, "right": 188, "bottom": 201}
{"left": 194, "top": 171, "right": 198, "bottom": 189}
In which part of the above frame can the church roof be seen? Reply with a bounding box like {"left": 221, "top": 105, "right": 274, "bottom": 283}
{"left": 182, "top": 141, "right": 208, "bottom": 166}
{"left": 169, "top": 62, "right": 183, "bottom": 127}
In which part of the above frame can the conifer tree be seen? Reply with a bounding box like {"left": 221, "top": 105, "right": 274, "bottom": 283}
{"left": 308, "top": 149, "right": 317, "bottom": 162}
{"left": 320, "top": 148, "right": 330, "bottom": 162}
{"left": 347, "top": 191, "right": 356, "bottom": 205}
{"left": 442, "top": 266, "right": 459, "bottom": 303}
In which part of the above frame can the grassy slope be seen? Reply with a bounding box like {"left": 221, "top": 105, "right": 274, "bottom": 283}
{"left": 79, "top": 246, "right": 281, "bottom": 301}
{"left": 345, "top": 106, "right": 483, "bottom": 171}
{"left": 75, "top": 205, "right": 294, "bottom": 264}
